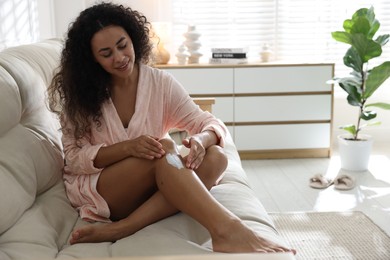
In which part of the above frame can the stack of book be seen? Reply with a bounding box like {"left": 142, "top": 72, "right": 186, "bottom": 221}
{"left": 209, "top": 47, "right": 248, "bottom": 64}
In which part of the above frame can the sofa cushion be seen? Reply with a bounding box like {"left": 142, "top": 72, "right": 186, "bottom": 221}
{"left": 0, "top": 39, "right": 63, "bottom": 146}
{"left": 0, "top": 40, "right": 65, "bottom": 235}
{"left": 0, "top": 67, "right": 21, "bottom": 136}
{"left": 0, "top": 182, "right": 78, "bottom": 260}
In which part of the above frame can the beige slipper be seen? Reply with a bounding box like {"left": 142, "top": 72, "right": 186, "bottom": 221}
{"left": 334, "top": 174, "right": 355, "bottom": 190}
{"left": 309, "top": 174, "right": 334, "bottom": 189}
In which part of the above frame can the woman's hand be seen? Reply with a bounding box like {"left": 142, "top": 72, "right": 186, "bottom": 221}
{"left": 182, "top": 136, "right": 206, "bottom": 170}
{"left": 130, "top": 135, "right": 165, "bottom": 160}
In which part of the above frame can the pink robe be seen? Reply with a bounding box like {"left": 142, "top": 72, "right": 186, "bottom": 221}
{"left": 62, "top": 64, "right": 227, "bottom": 222}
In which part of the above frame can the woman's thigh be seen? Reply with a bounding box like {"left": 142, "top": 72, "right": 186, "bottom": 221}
{"left": 96, "top": 157, "right": 157, "bottom": 221}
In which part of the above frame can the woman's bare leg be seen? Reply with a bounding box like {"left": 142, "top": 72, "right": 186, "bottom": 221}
{"left": 153, "top": 141, "right": 293, "bottom": 253}
{"left": 69, "top": 139, "right": 226, "bottom": 244}
{"left": 70, "top": 139, "right": 294, "bottom": 254}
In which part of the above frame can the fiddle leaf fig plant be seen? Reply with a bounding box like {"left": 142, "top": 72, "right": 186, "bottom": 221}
{"left": 330, "top": 7, "right": 390, "bottom": 140}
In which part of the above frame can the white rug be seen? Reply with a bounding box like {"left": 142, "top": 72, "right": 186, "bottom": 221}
{"left": 270, "top": 211, "right": 390, "bottom": 260}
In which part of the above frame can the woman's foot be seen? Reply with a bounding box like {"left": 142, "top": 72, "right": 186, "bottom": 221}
{"left": 211, "top": 219, "right": 296, "bottom": 254}
{"left": 69, "top": 222, "right": 128, "bottom": 244}
{"left": 70, "top": 218, "right": 296, "bottom": 255}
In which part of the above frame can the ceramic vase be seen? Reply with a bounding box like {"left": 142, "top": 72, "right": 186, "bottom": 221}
{"left": 338, "top": 134, "right": 373, "bottom": 171}
{"left": 155, "top": 42, "right": 170, "bottom": 64}
{"left": 260, "top": 43, "right": 272, "bottom": 62}
{"left": 183, "top": 25, "right": 202, "bottom": 64}
{"left": 175, "top": 44, "right": 190, "bottom": 65}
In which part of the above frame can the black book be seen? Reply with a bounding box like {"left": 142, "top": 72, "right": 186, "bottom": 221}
{"left": 212, "top": 53, "right": 247, "bottom": 59}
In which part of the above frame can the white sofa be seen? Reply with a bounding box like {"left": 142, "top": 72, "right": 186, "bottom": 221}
{"left": 0, "top": 39, "right": 294, "bottom": 260}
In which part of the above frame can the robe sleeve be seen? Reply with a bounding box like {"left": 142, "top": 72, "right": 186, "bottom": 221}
{"left": 163, "top": 73, "right": 227, "bottom": 147}
{"left": 61, "top": 117, "right": 106, "bottom": 175}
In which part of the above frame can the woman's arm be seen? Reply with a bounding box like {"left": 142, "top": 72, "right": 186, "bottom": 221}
{"left": 181, "top": 130, "right": 219, "bottom": 170}
{"left": 164, "top": 75, "right": 227, "bottom": 147}
{"left": 62, "top": 117, "right": 165, "bottom": 173}
{"left": 182, "top": 130, "right": 218, "bottom": 150}
{"left": 93, "top": 135, "right": 165, "bottom": 168}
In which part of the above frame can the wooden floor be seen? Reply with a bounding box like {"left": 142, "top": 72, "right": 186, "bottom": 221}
{"left": 242, "top": 141, "right": 390, "bottom": 237}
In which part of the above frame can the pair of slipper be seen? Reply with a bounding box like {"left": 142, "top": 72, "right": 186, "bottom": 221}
{"left": 309, "top": 173, "right": 355, "bottom": 190}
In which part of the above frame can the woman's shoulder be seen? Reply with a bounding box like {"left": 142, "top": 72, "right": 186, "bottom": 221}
{"left": 140, "top": 63, "right": 172, "bottom": 78}
{"left": 140, "top": 63, "right": 177, "bottom": 88}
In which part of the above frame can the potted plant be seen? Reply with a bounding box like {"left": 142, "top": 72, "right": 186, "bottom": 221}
{"left": 330, "top": 7, "right": 390, "bottom": 171}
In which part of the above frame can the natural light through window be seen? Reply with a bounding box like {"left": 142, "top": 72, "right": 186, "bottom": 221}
{"left": 171, "top": 0, "right": 390, "bottom": 94}
{"left": 0, "top": 0, "right": 39, "bottom": 50}
{"left": 312, "top": 154, "right": 390, "bottom": 211}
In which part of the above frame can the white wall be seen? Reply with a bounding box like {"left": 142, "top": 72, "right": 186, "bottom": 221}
{"left": 36, "top": 0, "right": 55, "bottom": 40}
{"left": 39, "top": 0, "right": 173, "bottom": 40}
{"left": 37, "top": 0, "right": 86, "bottom": 39}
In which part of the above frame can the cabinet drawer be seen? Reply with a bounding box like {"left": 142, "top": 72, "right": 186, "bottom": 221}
{"left": 164, "top": 68, "right": 234, "bottom": 94}
{"left": 234, "top": 65, "right": 333, "bottom": 93}
{"left": 212, "top": 97, "right": 234, "bottom": 122}
{"left": 234, "top": 124, "right": 331, "bottom": 150}
{"left": 235, "top": 95, "right": 332, "bottom": 122}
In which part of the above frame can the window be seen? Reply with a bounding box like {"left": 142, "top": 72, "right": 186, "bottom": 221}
{"left": 172, "top": 0, "right": 275, "bottom": 60}
{"left": 0, "top": 0, "right": 39, "bottom": 50}
{"left": 171, "top": 0, "right": 390, "bottom": 94}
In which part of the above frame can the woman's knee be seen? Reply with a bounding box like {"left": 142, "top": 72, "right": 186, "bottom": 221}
{"left": 209, "top": 145, "right": 227, "bottom": 161}
{"left": 204, "top": 145, "right": 228, "bottom": 172}
{"left": 159, "top": 138, "right": 178, "bottom": 153}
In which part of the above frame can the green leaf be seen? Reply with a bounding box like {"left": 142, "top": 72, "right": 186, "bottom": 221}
{"left": 368, "top": 20, "right": 380, "bottom": 38}
{"left": 368, "top": 121, "right": 381, "bottom": 126}
{"left": 340, "top": 124, "right": 357, "bottom": 135}
{"left": 376, "top": 34, "right": 390, "bottom": 46}
{"left": 360, "top": 121, "right": 381, "bottom": 129}
{"left": 364, "top": 61, "right": 390, "bottom": 98}
{"left": 350, "top": 70, "right": 363, "bottom": 80}
{"left": 343, "top": 19, "right": 353, "bottom": 34}
{"left": 343, "top": 47, "right": 363, "bottom": 72}
{"left": 352, "top": 7, "right": 379, "bottom": 38}
{"left": 367, "top": 7, "right": 380, "bottom": 38}
{"left": 350, "top": 34, "right": 382, "bottom": 62}
{"left": 353, "top": 8, "right": 374, "bottom": 21}
{"left": 350, "top": 17, "right": 371, "bottom": 36}
{"left": 338, "top": 77, "right": 362, "bottom": 106}
{"left": 361, "top": 110, "right": 377, "bottom": 120}
{"left": 346, "top": 95, "right": 361, "bottom": 106}
{"left": 331, "top": 31, "right": 352, "bottom": 44}
{"left": 366, "top": 102, "right": 390, "bottom": 110}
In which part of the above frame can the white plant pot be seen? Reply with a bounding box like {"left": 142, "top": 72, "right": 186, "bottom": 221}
{"left": 337, "top": 134, "right": 373, "bottom": 171}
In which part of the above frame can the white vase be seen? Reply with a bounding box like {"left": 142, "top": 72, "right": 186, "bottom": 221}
{"left": 337, "top": 134, "right": 373, "bottom": 171}
{"left": 260, "top": 43, "right": 272, "bottom": 62}
{"left": 175, "top": 44, "right": 190, "bottom": 65}
{"left": 183, "top": 25, "right": 202, "bottom": 64}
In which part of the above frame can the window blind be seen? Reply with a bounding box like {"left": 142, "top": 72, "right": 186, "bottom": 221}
{"left": 172, "top": 0, "right": 275, "bottom": 58}
{"left": 171, "top": 0, "right": 390, "bottom": 94}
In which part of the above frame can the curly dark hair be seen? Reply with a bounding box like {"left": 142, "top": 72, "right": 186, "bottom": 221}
{"left": 48, "top": 2, "right": 153, "bottom": 141}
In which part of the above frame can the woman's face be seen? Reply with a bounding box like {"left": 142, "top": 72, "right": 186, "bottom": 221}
{"left": 91, "top": 25, "right": 136, "bottom": 80}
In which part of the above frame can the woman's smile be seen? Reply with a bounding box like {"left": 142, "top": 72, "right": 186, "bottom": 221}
{"left": 116, "top": 59, "right": 130, "bottom": 71}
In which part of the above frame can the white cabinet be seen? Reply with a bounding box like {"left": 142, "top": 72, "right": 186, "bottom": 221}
{"left": 234, "top": 66, "right": 332, "bottom": 92}
{"left": 158, "top": 63, "right": 334, "bottom": 159}
{"left": 169, "top": 68, "right": 233, "bottom": 94}
{"left": 165, "top": 67, "right": 235, "bottom": 128}
{"left": 234, "top": 95, "right": 332, "bottom": 122}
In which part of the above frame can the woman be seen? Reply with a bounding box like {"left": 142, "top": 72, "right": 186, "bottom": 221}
{"left": 48, "top": 2, "right": 294, "bottom": 254}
